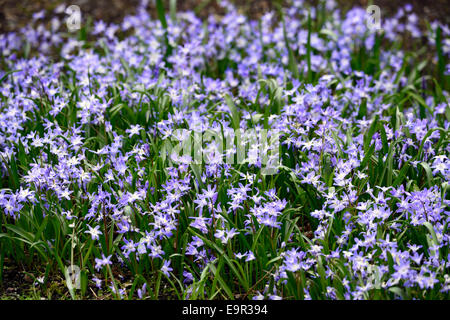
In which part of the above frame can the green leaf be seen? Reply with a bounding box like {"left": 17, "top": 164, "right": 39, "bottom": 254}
{"left": 5, "top": 225, "right": 34, "bottom": 242}
{"left": 209, "top": 259, "right": 234, "bottom": 299}
{"left": 363, "top": 115, "right": 379, "bottom": 152}
{"left": 170, "top": 0, "right": 177, "bottom": 22}
{"left": 0, "top": 69, "right": 21, "bottom": 84}
{"left": 282, "top": 18, "right": 300, "bottom": 79}
{"left": 156, "top": 0, "right": 168, "bottom": 29}
{"left": 393, "top": 159, "right": 412, "bottom": 187}
{"left": 423, "top": 222, "right": 439, "bottom": 247}
{"left": 80, "top": 269, "right": 88, "bottom": 296}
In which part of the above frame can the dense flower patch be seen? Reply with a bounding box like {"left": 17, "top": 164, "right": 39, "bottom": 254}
{"left": 0, "top": 0, "right": 449, "bottom": 299}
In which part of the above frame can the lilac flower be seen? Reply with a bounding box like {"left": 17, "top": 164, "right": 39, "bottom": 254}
{"left": 92, "top": 276, "right": 103, "bottom": 288}
{"left": 137, "top": 283, "right": 147, "bottom": 299}
{"left": 126, "top": 124, "right": 143, "bottom": 138}
{"left": 95, "top": 254, "right": 112, "bottom": 271}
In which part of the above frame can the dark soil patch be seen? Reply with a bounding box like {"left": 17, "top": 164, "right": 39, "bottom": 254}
{"left": 0, "top": 258, "right": 78, "bottom": 299}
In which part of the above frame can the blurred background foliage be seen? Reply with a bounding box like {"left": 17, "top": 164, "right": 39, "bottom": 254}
{"left": 1, "top": 0, "right": 449, "bottom": 34}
